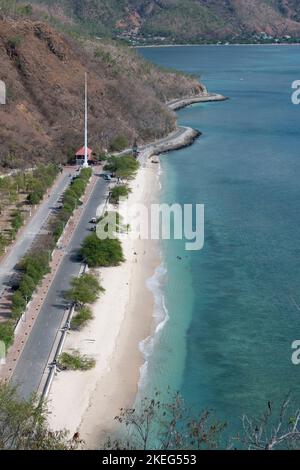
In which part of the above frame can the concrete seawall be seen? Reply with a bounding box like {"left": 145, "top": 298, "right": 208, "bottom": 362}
{"left": 168, "top": 93, "right": 228, "bottom": 111}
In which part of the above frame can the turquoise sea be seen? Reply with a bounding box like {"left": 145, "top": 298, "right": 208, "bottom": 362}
{"left": 138, "top": 45, "right": 300, "bottom": 439}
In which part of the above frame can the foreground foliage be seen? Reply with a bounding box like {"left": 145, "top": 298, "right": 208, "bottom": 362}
{"left": 0, "top": 384, "right": 79, "bottom": 449}
{"left": 1, "top": 383, "right": 300, "bottom": 450}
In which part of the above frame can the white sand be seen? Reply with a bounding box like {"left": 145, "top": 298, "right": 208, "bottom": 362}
{"left": 47, "top": 157, "right": 160, "bottom": 448}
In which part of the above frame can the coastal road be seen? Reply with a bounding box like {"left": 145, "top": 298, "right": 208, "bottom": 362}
{"left": 10, "top": 127, "right": 189, "bottom": 399}
{"left": 11, "top": 174, "right": 108, "bottom": 399}
{"left": 0, "top": 172, "right": 72, "bottom": 297}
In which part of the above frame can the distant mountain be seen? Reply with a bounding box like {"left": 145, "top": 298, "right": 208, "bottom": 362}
{"left": 23, "top": 0, "right": 300, "bottom": 43}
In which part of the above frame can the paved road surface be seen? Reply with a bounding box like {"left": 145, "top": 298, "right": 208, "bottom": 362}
{"left": 0, "top": 172, "right": 71, "bottom": 297}
{"left": 11, "top": 174, "right": 108, "bottom": 398}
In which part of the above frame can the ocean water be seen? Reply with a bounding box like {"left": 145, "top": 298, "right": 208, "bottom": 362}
{"left": 138, "top": 45, "right": 300, "bottom": 440}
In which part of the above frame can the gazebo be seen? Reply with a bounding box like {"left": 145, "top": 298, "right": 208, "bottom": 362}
{"left": 75, "top": 146, "right": 93, "bottom": 166}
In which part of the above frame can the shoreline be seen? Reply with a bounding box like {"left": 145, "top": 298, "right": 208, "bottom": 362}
{"left": 136, "top": 43, "right": 300, "bottom": 48}
{"left": 47, "top": 154, "right": 161, "bottom": 448}
{"left": 47, "top": 93, "right": 225, "bottom": 448}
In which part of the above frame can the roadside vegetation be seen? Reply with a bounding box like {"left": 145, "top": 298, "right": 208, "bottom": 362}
{"left": 52, "top": 167, "right": 92, "bottom": 240}
{"left": 95, "top": 152, "right": 109, "bottom": 163}
{"left": 58, "top": 351, "right": 96, "bottom": 371}
{"left": 71, "top": 306, "right": 93, "bottom": 330}
{"left": 80, "top": 234, "right": 125, "bottom": 268}
{"left": 0, "top": 163, "right": 59, "bottom": 255}
{"left": 26, "top": 164, "right": 59, "bottom": 206}
{"left": 64, "top": 271, "right": 104, "bottom": 309}
{"left": 110, "top": 184, "right": 131, "bottom": 205}
{"left": 97, "top": 211, "right": 129, "bottom": 236}
{"left": 11, "top": 253, "right": 50, "bottom": 320}
{"left": 104, "top": 155, "right": 139, "bottom": 180}
{"left": 0, "top": 168, "right": 92, "bottom": 349}
{"left": 64, "top": 271, "right": 104, "bottom": 332}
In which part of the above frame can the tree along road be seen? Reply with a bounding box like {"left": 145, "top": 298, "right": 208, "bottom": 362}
{"left": 0, "top": 172, "right": 72, "bottom": 297}
{"left": 11, "top": 174, "right": 108, "bottom": 399}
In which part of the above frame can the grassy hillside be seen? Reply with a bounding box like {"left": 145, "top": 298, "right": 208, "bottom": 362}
{"left": 0, "top": 15, "right": 203, "bottom": 169}
{"left": 14, "top": 0, "right": 300, "bottom": 43}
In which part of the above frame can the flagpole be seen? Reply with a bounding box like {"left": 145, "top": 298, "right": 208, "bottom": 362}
{"left": 83, "top": 72, "right": 89, "bottom": 168}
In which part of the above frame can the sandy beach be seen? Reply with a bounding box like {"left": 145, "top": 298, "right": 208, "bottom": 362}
{"left": 47, "top": 156, "right": 161, "bottom": 448}
{"left": 47, "top": 109, "right": 204, "bottom": 449}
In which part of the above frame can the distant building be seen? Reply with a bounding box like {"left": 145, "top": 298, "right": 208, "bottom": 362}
{"left": 75, "top": 146, "right": 93, "bottom": 166}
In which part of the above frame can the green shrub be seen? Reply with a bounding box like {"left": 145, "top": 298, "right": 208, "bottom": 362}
{"left": 8, "top": 36, "right": 22, "bottom": 49}
{"left": 19, "top": 253, "right": 50, "bottom": 281}
{"left": 11, "top": 291, "right": 26, "bottom": 319}
{"left": 11, "top": 210, "right": 23, "bottom": 232}
{"left": 16, "top": 4, "right": 33, "bottom": 16}
{"left": 26, "top": 164, "right": 59, "bottom": 205}
{"left": 80, "top": 234, "right": 125, "bottom": 267}
{"left": 80, "top": 167, "right": 92, "bottom": 181}
{"left": 62, "top": 193, "right": 78, "bottom": 210}
{"left": 58, "top": 351, "right": 96, "bottom": 371}
{"left": 18, "top": 275, "right": 36, "bottom": 299}
{"left": 27, "top": 190, "right": 43, "bottom": 205}
{"left": 104, "top": 155, "right": 139, "bottom": 180}
{"left": 64, "top": 272, "right": 104, "bottom": 307}
{"left": 69, "top": 179, "right": 85, "bottom": 198}
{"left": 63, "top": 202, "right": 76, "bottom": 215}
{"left": 97, "top": 152, "right": 109, "bottom": 162}
{"left": 71, "top": 306, "right": 94, "bottom": 330}
{"left": 52, "top": 220, "right": 64, "bottom": 242}
{"left": 109, "top": 135, "right": 129, "bottom": 152}
{"left": 97, "top": 211, "right": 126, "bottom": 235}
{"left": 0, "top": 321, "right": 14, "bottom": 348}
{"left": 11, "top": 253, "right": 51, "bottom": 321}
{"left": 110, "top": 185, "right": 131, "bottom": 204}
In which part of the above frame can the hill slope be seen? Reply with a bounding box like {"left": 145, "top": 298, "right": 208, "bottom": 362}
{"left": 0, "top": 17, "right": 203, "bottom": 168}
{"left": 23, "top": 0, "right": 300, "bottom": 42}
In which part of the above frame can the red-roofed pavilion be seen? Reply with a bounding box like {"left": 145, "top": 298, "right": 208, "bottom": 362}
{"left": 75, "top": 146, "right": 93, "bottom": 166}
